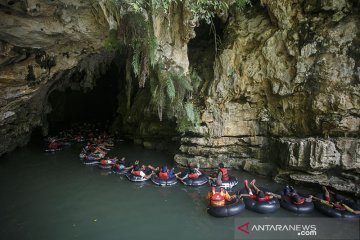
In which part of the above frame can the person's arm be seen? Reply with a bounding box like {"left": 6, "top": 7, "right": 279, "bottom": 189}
{"left": 266, "top": 192, "right": 281, "bottom": 199}
{"left": 179, "top": 173, "right": 188, "bottom": 181}
{"left": 217, "top": 172, "right": 222, "bottom": 183}
{"left": 341, "top": 203, "right": 359, "bottom": 214}
{"left": 144, "top": 172, "right": 154, "bottom": 180}
{"left": 239, "top": 193, "right": 252, "bottom": 198}
{"left": 124, "top": 165, "right": 133, "bottom": 170}
{"left": 207, "top": 192, "right": 212, "bottom": 204}
{"left": 224, "top": 191, "right": 235, "bottom": 201}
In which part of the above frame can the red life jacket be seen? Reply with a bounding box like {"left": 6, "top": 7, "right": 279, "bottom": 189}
{"left": 100, "top": 160, "right": 108, "bottom": 165}
{"left": 131, "top": 170, "right": 141, "bottom": 176}
{"left": 293, "top": 198, "right": 305, "bottom": 205}
{"left": 219, "top": 168, "right": 229, "bottom": 181}
{"left": 333, "top": 203, "right": 346, "bottom": 210}
{"left": 48, "top": 142, "right": 60, "bottom": 149}
{"left": 159, "top": 171, "right": 169, "bottom": 180}
{"left": 188, "top": 173, "right": 199, "bottom": 179}
{"left": 210, "top": 187, "right": 226, "bottom": 207}
{"left": 257, "top": 195, "right": 271, "bottom": 202}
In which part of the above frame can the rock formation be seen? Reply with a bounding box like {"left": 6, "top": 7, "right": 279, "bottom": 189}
{"left": 0, "top": 0, "right": 359, "bottom": 195}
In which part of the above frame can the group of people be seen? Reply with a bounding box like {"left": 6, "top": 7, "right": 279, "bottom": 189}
{"left": 45, "top": 122, "right": 119, "bottom": 152}
{"left": 47, "top": 125, "right": 359, "bottom": 217}
{"left": 206, "top": 164, "right": 360, "bottom": 215}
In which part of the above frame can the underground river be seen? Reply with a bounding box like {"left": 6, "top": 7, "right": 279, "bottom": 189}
{"left": 0, "top": 141, "right": 356, "bottom": 240}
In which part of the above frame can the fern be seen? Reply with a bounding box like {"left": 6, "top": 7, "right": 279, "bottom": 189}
{"left": 166, "top": 78, "right": 176, "bottom": 101}
{"left": 234, "top": 0, "right": 251, "bottom": 9}
{"left": 173, "top": 73, "right": 192, "bottom": 91}
{"left": 132, "top": 46, "right": 140, "bottom": 77}
{"left": 185, "top": 102, "right": 195, "bottom": 123}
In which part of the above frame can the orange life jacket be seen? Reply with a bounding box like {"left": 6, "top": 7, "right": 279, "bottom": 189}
{"left": 159, "top": 171, "right": 169, "bottom": 180}
{"left": 210, "top": 187, "right": 226, "bottom": 207}
{"left": 219, "top": 168, "right": 229, "bottom": 181}
{"left": 131, "top": 170, "right": 141, "bottom": 176}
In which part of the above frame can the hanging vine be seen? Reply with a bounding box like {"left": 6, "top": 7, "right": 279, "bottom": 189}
{"left": 102, "top": 0, "right": 251, "bottom": 132}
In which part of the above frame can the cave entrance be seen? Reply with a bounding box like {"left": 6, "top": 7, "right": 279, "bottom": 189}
{"left": 47, "top": 62, "right": 122, "bottom": 135}
{"left": 188, "top": 17, "right": 225, "bottom": 82}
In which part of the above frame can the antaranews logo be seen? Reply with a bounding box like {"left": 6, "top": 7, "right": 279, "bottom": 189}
{"left": 235, "top": 217, "right": 359, "bottom": 240}
{"left": 237, "top": 222, "right": 250, "bottom": 234}
{"left": 237, "top": 222, "right": 317, "bottom": 236}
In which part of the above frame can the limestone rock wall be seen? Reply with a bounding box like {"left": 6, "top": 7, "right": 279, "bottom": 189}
{"left": 0, "top": 0, "right": 111, "bottom": 156}
{"left": 176, "top": 0, "right": 360, "bottom": 194}
{"left": 0, "top": 0, "right": 359, "bottom": 194}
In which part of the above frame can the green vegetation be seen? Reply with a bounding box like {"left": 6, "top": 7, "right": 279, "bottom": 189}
{"left": 111, "top": 0, "right": 251, "bottom": 23}
{"left": 104, "top": 29, "right": 120, "bottom": 50}
{"left": 149, "top": 66, "right": 200, "bottom": 132}
{"left": 104, "top": 0, "right": 251, "bottom": 132}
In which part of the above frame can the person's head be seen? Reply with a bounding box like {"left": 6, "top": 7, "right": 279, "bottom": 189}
{"left": 162, "top": 166, "right": 168, "bottom": 172}
{"left": 218, "top": 163, "right": 224, "bottom": 169}
{"left": 190, "top": 168, "right": 196, "bottom": 173}
{"left": 257, "top": 191, "right": 265, "bottom": 198}
{"left": 283, "top": 185, "right": 291, "bottom": 195}
{"left": 134, "top": 165, "right": 140, "bottom": 171}
{"left": 292, "top": 194, "right": 301, "bottom": 203}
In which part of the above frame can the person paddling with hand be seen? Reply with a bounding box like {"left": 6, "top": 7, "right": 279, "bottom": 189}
{"left": 310, "top": 186, "right": 360, "bottom": 214}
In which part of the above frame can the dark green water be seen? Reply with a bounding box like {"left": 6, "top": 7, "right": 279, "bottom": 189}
{"left": 0, "top": 142, "right": 327, "bottom": 240}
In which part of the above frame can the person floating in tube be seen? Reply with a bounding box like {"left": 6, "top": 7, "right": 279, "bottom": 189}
{"left": 175, "top": 166, "right": 202, "bottom": 181}
{"left": 209, "top": 163, "right": 229, "bottom": 186}
{"left": 310, "top": 186, "right": 360, "bottom": 214}
{"left": 157, "top": 165, "right": 176, "bottom": 180}
{"left": 266, "top": 185, "right": 311, "bottom": 205}
{"left": 131, "top": 160, "right": 157, "bottom": 180}
{"left": 207, "top": 180, "right": 236, "bottom": 207}
{"left": 238, "top": 179, "right": 273, "bottom": 201}
{"left": 113, "top": 157, "right": 133, "bottom": 171}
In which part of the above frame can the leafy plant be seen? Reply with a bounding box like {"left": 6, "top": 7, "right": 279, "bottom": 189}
{"left": 104, "top": 29, "right": 121, "bottom": 50}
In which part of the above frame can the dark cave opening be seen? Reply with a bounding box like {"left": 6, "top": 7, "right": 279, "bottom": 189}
{"left": 188, "top": 17, "right": 226, "bottom": 82}
{"left": 46, "top": 62, "right": 122, "bottom": 135}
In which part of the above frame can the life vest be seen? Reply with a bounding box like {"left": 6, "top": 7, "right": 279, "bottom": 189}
{"left": 292, "top": 197, "right": 305, "bottom": 205}
{"left": 48, "top": 142, "right": 60, "bottom": 149}
{"left": 257, "top": 195, "right": 272, "bottom": 202}
{"left": 333, "top": 203, "right": 346, "bottom": 210}
{"left": 131, "top": 170, "right": 141, "bottom": 176}
{"left": 219, "top": 168, "right": 229, "bottom": 181}
{"left": 188, "top": 173, "right": 199, "bottom": 179}
{"left": 210, "top": 187, "right": 226, "bottom": 207}
{"left": 100, "top": 160, "right": 108, "bottom": 165}
{"left": 159, "top": 171, "right": 169, "bottom": 180}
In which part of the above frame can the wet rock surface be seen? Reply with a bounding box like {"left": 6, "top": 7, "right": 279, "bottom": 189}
{"left": 0, "top": 0, "right": 359, "bottom": 194}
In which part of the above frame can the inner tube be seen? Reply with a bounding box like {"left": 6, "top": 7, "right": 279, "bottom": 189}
{"left": 82, "top": 159, "right": 99, "bottom": 165}
{"left": 278, "top": 192, "right": 314, "bottom": 214}
{"left": 97, "top": 164, "right": 112, "bottom": 170}
{"left": 179, "top": 172, "right": 208, "bottom": 187}
{"left": 210, "top": 176, "right": 238, "bottom": 190}
{"left": 151, "top": 175, "right": 178, "bottom": 186}
{"left": 314, "top": 193, "right": 360, "bottom": 218}
{"left": 112, "top": 165, "right": 128, "bottom": 175}
{"left": 207, "top": 198, "right": 245, "bottom": 217}
{"left": 126, "top": 168, "right": 152, "bottom": 182}
{"left": 238, "top": 188, "right": 280, "bottom": 214}
{"left": 44, "top": 148, "right": 63, "bottom": 152}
